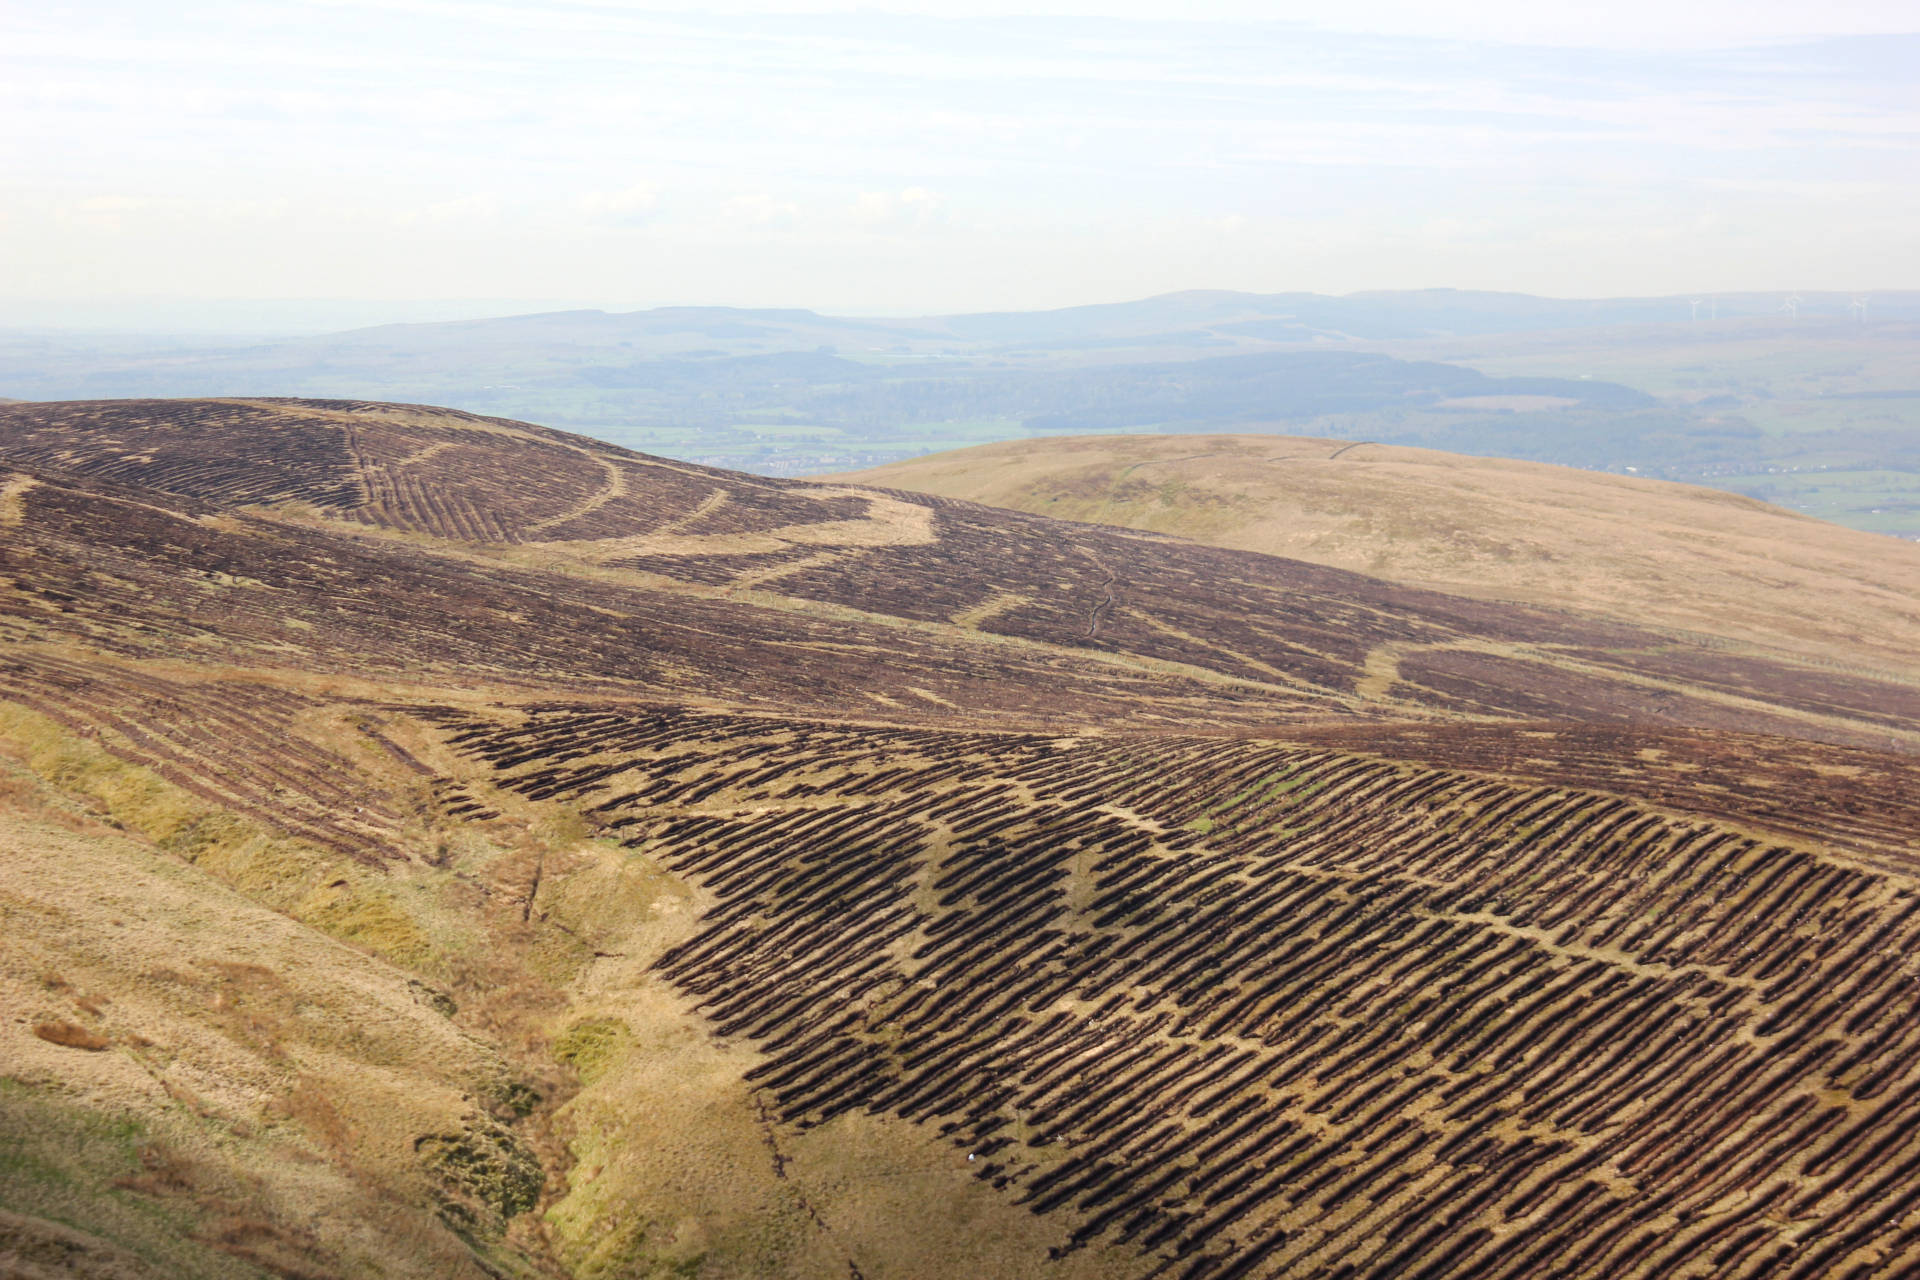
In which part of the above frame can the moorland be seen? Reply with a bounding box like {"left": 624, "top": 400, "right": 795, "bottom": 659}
{"left": 1, "top": 395, "right": 1919, "bottom": 1280}
{"left": 831, "top": 434, "right": 1920, "bottom": 676}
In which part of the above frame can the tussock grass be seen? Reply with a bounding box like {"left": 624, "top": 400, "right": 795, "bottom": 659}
{"left": 0, "top": 700, "right": 430, "bottom": 966}
{"left": 0, "top": 1081, "right": 262, "bottom": 1280}
{"left": 550, "top": 1019, "right": 631, "bottom": 1087}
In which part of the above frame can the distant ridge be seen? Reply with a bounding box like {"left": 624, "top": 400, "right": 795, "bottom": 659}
{"left": 300, "top": 287, "right": 1920, "bottom": 350}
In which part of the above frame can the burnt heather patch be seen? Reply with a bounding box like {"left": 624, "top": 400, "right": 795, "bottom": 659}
{"left": 0, "top": 397, "right": 1914, "bottom": 1280}
{"left": 423, "top": 704, "right": 1920, "bottom": 1280}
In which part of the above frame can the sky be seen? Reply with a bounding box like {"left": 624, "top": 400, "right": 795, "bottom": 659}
{"left": 4, "top": 0, "right": 1919, "bottom": 322}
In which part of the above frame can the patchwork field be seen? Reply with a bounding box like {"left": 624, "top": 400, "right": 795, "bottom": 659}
{"left": 0, "top": 397, "right": 1916, "bottom": 1280}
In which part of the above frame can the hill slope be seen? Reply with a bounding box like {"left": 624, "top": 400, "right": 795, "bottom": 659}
{"left": 828, "top": 433, "right": 1920, "bottom": 677}
{"left": 1, "top": 398, "right": 1918, "bottom": 1280}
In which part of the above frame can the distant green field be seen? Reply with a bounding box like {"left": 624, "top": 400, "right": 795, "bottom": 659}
{"left": 6, "top": 315, "right": 1916, "bottom": 538}
{"left": 1420, "top": 323, "right": 1920, "bottom": 402}
{"left": 1740, "top": 396, "right": 1920, "bottom": 438}
{"left": 1719, "top": 468, "right": 1920, "bottom": 534}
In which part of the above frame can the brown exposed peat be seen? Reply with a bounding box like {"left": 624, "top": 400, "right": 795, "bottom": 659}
{"left": 2, "top": 397, "right": 1917, "bottom": 746}
{"left": 0, "top": 397, "right": 1914, "bottom": 1280}
{"left": 425, "top": 704, "right": 1920, "bottom": 1280}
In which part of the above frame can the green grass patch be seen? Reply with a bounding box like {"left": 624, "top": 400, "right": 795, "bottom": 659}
{"left": 0, "top": 1081, "right": 257, "bottom": 1280}
{"left": 551, "top": 1018, "right": 632, "bottom": 1085}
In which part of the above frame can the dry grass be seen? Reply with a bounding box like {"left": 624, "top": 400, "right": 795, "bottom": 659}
{"left": 830, "top": 432, "right": 1920, "bottom": 677}
{"left": 0, "top": 701, "right": 431, "bottom": 967}
{"left": 0, "top": 807, "right": 533, "bottom": 1280}
{"left": 278, "top": 1076, "right": 355, "bottom": 1159}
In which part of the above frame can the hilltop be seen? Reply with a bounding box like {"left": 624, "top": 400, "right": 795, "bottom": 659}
{"left": 2, "top": 397, "right": 1920, "bottom": 1280}
{"left": 830, "top": 433, "right": 1920, "bottom": 677}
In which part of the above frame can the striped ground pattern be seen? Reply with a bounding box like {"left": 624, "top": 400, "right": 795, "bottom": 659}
{"left": 428, "top": 706, "right": 1920, "bottom": 1280}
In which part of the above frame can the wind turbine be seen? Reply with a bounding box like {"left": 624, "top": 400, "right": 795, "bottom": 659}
{"left": 1851, "top": 294, "right": 1870, "bottom": 321}
{"left": 1779, "top": 291, "right": 1801, "bottom": 320}
{"left": 1689, "top": 299, "right": 1705, "bottom": 322}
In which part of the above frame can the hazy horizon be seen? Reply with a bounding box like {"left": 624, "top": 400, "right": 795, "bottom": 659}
{"left": 8, "top": 284, "right": 1917, "bottom": 339}
{"left": 7, "top": 1, "right": 1918, "bottom": 317}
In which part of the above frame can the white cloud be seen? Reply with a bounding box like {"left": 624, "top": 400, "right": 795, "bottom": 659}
{"left": 77, "top": 196, "right": 156, "bottom": 213}
{"left": 718, "top": 192, "right": 801, "bottom": 225}
{"left": 72, "top": 195, "right": 293, "bottom": 227}
{"left": 6, "top": 2, "right": 1918, "bottom": 306}
{"left": 848, "top": 192, "right": 894, "bottom": 225}
{"left": 392, "top": 194, "right": 500, "bottom": 225}
{"left": 846, "top": 186, "right": 942, "bottom": 226}
{"left": 427, "top": 0, "right": 1916, "bottom": 42}
{"left": 579, "top": 181, "right": 661, "bottom": 226}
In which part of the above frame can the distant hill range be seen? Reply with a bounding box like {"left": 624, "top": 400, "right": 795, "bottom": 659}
{"left": 1, "top": 286, "right": 1914, "bottom": 521}
{"left": 9, "top": 291, "right": 1918, "bottom": 401}
{"left": 915, "top": 288, "right": 1920, "bottom": 347}
{"left": 233, "top": 288, "right": 1920, "bottom": 351}
{"left": 6, "top": 290, "right": 1918, "bottom": 541}
{"left": 3, "top": 396, "right": 1920, "bottom": 1280}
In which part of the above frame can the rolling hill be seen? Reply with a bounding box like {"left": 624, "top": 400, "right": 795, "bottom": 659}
{"left": 2, "top": 397, "right": 1919, "bottom": 1280}
{"left": 829, "top": 433, "right": 1920, "bottom": 679}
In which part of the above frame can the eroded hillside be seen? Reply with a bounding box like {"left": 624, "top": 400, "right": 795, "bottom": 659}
{"left": 1, "top": 398, "right": 1917, "bottom": 1280}
{"left": 828, "top": 433, "right": 1920, "bottom": 677}
{"left": 2, "top": 399, "right": 1915, "bottom": 747}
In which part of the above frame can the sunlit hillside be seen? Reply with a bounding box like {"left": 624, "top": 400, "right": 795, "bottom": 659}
{"left": 832, "top": 433, "right": 1920, "bottom": 679}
